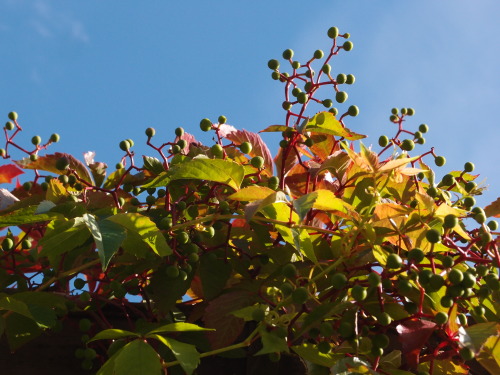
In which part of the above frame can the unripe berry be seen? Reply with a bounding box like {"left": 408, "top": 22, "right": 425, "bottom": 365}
{"left": 345, "top": 74, "right": 355, "bottom": 84}
{"left": 210, "top": 144, "right": 223, "bottom": 158}
{"left": 31, "top": 135, "right": 41, "bottom": 146}
{"left": 304, "top": 82, "right": 312, "bottom": 92}
{"left": 239, "top": 142, "right": 252, "bottom": 154}
{"left": 304, "top": 137, "right": 314, "bottom": 147}
{"left": 336, "top": 74, "right": 347, "bottom": 84}
{"left": 251, "top": 156, "right": 264, "bottom": 169}
{"left": 331, "top": 272, "right": 347, "bottom": 289}
{"left": 389, "top": 114, "right": 399, "bottom": 122}
{"left": 443, "top": 214, "right": 458, "bottom": 229}
{"left": 282, "top": 101, "right": 292, "bottom": 110}
{"left": 166, "top": 265, "right": 180, "bottom": 279}
{"left": 460, "top": 347, "right": 475, "bottom": 361}
{"left": 351, "top": 285, "right": 367, "bottom": 301}
{"left": 297, "top": 92, "right": 308, "bottom": 104}
{"left": 415, "top": 137, "right": 425, "bottom": 145}
{"left": 391, "top": 108, "right": 398, "bottom": 115}
{"left": 5, "top": 121, "right": 14, "bottom": 130}
{"left": 441, "top": 174, "right": 455, "bottom": 186}
{"left": 291, "top": 87, "right": 301, "bottom": 97}
{"left": 434, "top": 311, "right": 448, "bottom": 325}
{"left": 400, "top": 139, "right": 415, "bottom": 151}
{"left": 56, "top": 156, "right": 70, "bottom": 171}
{"left": 378, "top": 135, "right": 389, "bottom": 147}
{"left": 327, "top": 27, "right": 339, "bottom": 39}
{"left": 386, "top": 253, "right": 403, "bottom": 269}
{"left": 434, "top": 156, "right": 446, "bottom": 167}
{"left": 368, "top": 272, "right": 381, "bottom": 287}
{"left": 336, "top": 91, "right": 348, "bottom": 103}
{"left": 0, "top": 148, "right": 5, "bottom": 157}
{"left": 487, "top": 220, "right": 498, "bottom": 231}
{"left": 419, "top": 123, "right": 429, "bottom": 133}
{"left": 463, "top": 196, "right": 475, "bottom": 207}
{"left": 329, "top": 108, "right": 338, "bottom": 116}
{"left": 119, "top": 140, "right": 130, "bottom": 151}
{"left": 171, "top": 145, "right": 181, "bottom": 154}
{"left": 347, "top": 105, "right": 359, "bottom": 117}
{"left": 282, "top": 49, "right": 294, "bottom": 60}
{"left": 2, "top": 238, "right": 14, "bottom": 251}
{"left": 372, "top": 334, "right": 390, "bottom": 349}
{"left": 426, "top": 228, "right": 441, "bottom": 243}
{"left": 279, "top": 140, "right": 289, "bottom": 148}
{"left": 343, "top": 41, "right": 353, "bottom": 51}
{"left": 464, "top": 181, "right": 477, "bottom": 193}
{"left": 292, "top": 61, "right": 300, "bottom": 69}
{"left": 8, "top": 111, "right": 18, "bottom": 121}
{"left": 48, "top": 134, "right": 60, "bottom": 144}
{"left": 406, "top": 108, "right": 415, "bottom": 116}
{"left": 400, "top": 108, "right": 407, "bottom": 115}
{"left": 22, "top": 181, "right": 32, "bottom": 191}
{"left": 200, "top": 118, "right": 212, "bottom": 131}
{"left": 314, "top": 49, "right": 324, "bottom": 59}
{"left": 448, "top": 269, "right": 464, "bottom": 285}
{"left": 322, "top": 99, "right": 333, "bottom": 108}
{"left": 377, "top": 312, "right": 392, "bottom": 326}
{"left": 268, "top": 176, "right": 279, "bottom": 190}
{"left": 322, "top": 64, "right": 331, "bottom": 75}
{"left": 305, "top": 69, "right": 315, "bottom": 78}
{"left": 292, "top": 287, "right": 309, "bottom": 304}
{"left": 218, "top": 115, "right": 227, "bottom": 124}
{"left": 267, "top": 59, "right": 280, "bottom": 70}
{"left": 271, "top": 71, "right": 280, "bottom": 80}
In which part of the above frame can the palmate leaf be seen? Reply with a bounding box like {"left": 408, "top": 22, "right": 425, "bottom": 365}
{"left": 14, "top": 152, "right": 93, "bottom": 184}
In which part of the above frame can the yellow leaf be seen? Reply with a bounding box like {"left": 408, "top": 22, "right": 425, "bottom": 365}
{"left": 46, "top": 179, "right": 67, "bottom": 203}
{"left": 228, "top": 185, "right": 275, "bottom": 202}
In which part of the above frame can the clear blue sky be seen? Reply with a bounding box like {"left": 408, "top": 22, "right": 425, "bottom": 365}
{"left": 1, "top": 0, "right": 499, "bottom": 207}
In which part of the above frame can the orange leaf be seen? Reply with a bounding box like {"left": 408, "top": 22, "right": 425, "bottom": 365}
{"left": 0, "top": 164, "right": 24, "bottom": 184}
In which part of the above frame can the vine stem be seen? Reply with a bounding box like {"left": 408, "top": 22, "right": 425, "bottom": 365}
{"left": 162, "top": 326, "right": 260, "bottom": 369}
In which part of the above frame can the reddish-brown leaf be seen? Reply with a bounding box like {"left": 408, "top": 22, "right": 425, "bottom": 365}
{"left": 218, "top": 125, "right": 273, "bottom": 176}
{"left": 202, "top": 290, "right": 254, "bottom": 350}
{"left": 485, "top": 197, "right": 500, "bottom": 218}
{"left": 0, "top": 164, "right": 24, "bottom": 184}
{"left": 396, "top": 319, "right": 436, "bottom": 369}
{"left": 14, "top": 153, "right": 93, "bottom": 183}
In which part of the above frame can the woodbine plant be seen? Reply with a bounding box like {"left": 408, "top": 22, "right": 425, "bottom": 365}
{"left": 0, "top": 27, "right": 499, "bottom": 375}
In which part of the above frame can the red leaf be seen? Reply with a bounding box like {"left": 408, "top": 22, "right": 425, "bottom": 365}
{"left": 14, "top": 153, "right": 93, "bottom": 183}
{"left": 202, "top": 290, "right": 254, "bottom": 349}
{"left": 218, "top": 125, "right": 273, "bottom": 176}
{"left": 0, "top": 164, "right": 24, "bottom": 184}
{"left": 396, "top": 319, "right": 436, "bottom": 369}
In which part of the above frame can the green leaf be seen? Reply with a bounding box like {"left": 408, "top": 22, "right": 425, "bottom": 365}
{"left": 303, "top": 112, "right": 366, "bottom": 140}
{"left": 89, "top": 329, "right": 139, "bottom": 342}
{"left": 379, "top": 350, "right": 402, "bottom": 369}
{"left": 83, "top": 214, "right": 126, "bottom": 270}
{"left": 146, "top": 322, "right": 213, "bottom": 335}
{"left": 0, "top": 205, "right": 60, "bottom": 226}
{"left": 143, "top": 155, "right": 166, "bottom": 174}
{"left": 293, "top": 190, "right": 350, "bottom": 222}
{"left": 27, "top": 304, "right": 56, "bottom": 328}
{"left": 199, "top": 253, "right": 232, "bottom": 300}
{"left": 5, "top": 313, "right": 42, "bottom": 351}
{"left": 107, "top": 213, "right": 171, "bottom": 257}
{"left": 171, "top": 158, "right": 245, "bottom": 190}
{"left": 477, "top": 335, "right": 500, "bottom": 375}
{"left": 114, "top": 339, "right": 162, "bottom": 375}
{"left": 255, "top": 329, "right": 289, "bottom": 355}
{"left": 292, "top": 342, "right": 340, "bottom": 367}
{"left": 38, "top": 218, "right": 91, "bottom": 259}
{"left": 150, "top": 334, "right": 200, "bottom": 375}
{"left": 0, "top": 295, "right": 33, "bottom": 319}
{"left": 259, "top": 125, "right": 289, "bottom": 133}
{"left": 228, "top": 185, "right": 275, "bottom": 202}
{"left": 96, "top": 346, "right": 122, "bottom": 375}
{"left": 244, "top": 191, "right": 288, "bottom": 221}
{"left": 462, "top": 322, "right": 500, "bottom": 351}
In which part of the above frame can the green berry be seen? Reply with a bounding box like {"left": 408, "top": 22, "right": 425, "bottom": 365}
{"left": 435, "top": 311, "right": 448, "bottom": 325}
{"left": 2, "top": 238, "right": 14, "bottom": 251}
{"left": 200, "top": 118, "right": 212, "bottom": 132}
{"left": 416, "top": 136, "right": 425, "bottom": 144}
{"left": 389, "top": 114, "right": 399, "bottom": 122}
{"left": 176, "top": 231, "right": 190, "bottom": 245}
{"left": 282, "top": 49, "right": 294, "bottom": 60}
{"left": 464, "top": 181, "right": 477, "bottom": 193}
{"left": 463, "top": 196, "right": 475, "bottom": 207}
{"left": 292, "top": 287, "right": 309, "bottom": 304}
{"left": 268, "top": 176, "right": 279, "bottom": 190}
{"left": 239, "top": 142, "right": 252, "bottom": 154}
{"left": 49, "top": 133, "right": 60, "bottom": 143}
{"left": 347, "top": 105, "right": 359, "bottom": 117}
{"left": 434, "top": 156, "right": 446, "bottom": 167}
{"left": 400, "top": 108, "right": 407, "bottom": 115}
{"left": 5, "top": 121, "right": 14, "bottom": 130}
{"left": 441, "top": 174, "right": 455, "bottom": 186}
{"left": 314, "top": 49, "right": 324, "bottom": 59}
{"left": 331, "top": 273, "right": 347, "bottom": 289}
{"left": 474, "top": 213, "right": 486, "bottom": 224}
{"left": 440, "top": 295, "right": 454, "bottom": 308}
{"left": 119, "top": 140, "right": 130, "bottom": 151}
{"left": 377, "top": 312, "right": 392, "bottom": 326}
{"left": 218, "top": 115, "right": 227, "bottom": 124}
{"left": 400, "top": 139, "right": 415, "bottom": 151}
{"left": 166, "top": 265, "right": 180, "bottom": 279}
{"left": 268, "top": 59, "right": 280, "bottom": 70}
{"left": 426, "top": 229, "right": 441, "bottom": 243}
{"left": 343, "top": 41, "right": 353, "bottom": 51}
{"left": 282, "top": 101, "right": 292, "bottom": 110}
{"left": 336, "top": 91, "right": 348, "bottom": 103}
{"left": 55, "top": 157, "right": 70, "bottom": 171}
{"left": 292, "top": 61, "right": 300, "bottom": 69}
{"left": 408, "top": 248, "right": 425, "bottom": 264}
{"left": 280, "top": 282, "right": 293, "bottom": 296}
{"left": 345, "top": 74, "right": 355, "bottom": 84}
{"left": 31, "top": 135, "right": 41, "bottom": 146}
{"left": 386, "top": 253, "right": 403, "bottom": 269}
{"left": 487, "top": 220, "right": 498, "bottom": 231}
{"left": 448, "top": 269, "right": 463, "bottom": 285}
{"left": 282, "top": 263, "right": 297, "bottom": 279}
{"left": 251, "top": 156, "right": 264, "bottom": 169}
{"left": 378, "top": 135, "right": 389, "bottom": 147}
{"left": 211, "top": 144, "right": 224, "bottom": 158}
{"left": 428, "top": 274, "right": 445, "bottom": 291}
{"left": 8, "top": 111, "right": 18, "bottom": 121}
{"left": 351, "top": 285, "right": 367, "bottom": 302}
{"left": 473, "top": 305, "right": 485, "bottom": 317}
{"left": 297, "top": 92, "right": 309, "bottom": 104}
{"left": 322, "top": 64, "right": 331, "bottom": 75}
{"left": 22, "top": 181, "right": 32, "bottom": 191}
{"left": 443, "top": 214, "right": 458, "bottom": 229}
{"left": 317, "top": 341, "right": 331, "bottom": 354}
{"left": 441, "top": 255, "right": 454, "bottom": 268}
{"left": 464, "top": 162, "right": 474, "bottom": 173}
{"left": 329, "top": 107, "right": 338, "bottom": 116}
{"left": 336, "top": 74, "right": 346, "bottom": 84}
{"left": 368, "top": 272, "right": 381, "bottom": 287}
{"left": 406, "top": 108, "right": 415, "bottom": 116}
{"left": 79, "top": 318, "right": 92, "bottom": 332}
{"left": 327, "top": 27, "right": 339, "bottom": 39}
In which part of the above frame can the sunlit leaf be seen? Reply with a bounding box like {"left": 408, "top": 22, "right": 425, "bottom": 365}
{"left": 0, "top": 164, "right": 24, "bottom": 183}
{"left": 303, "top": 112, "right": 366, "bottom": 140}
{"left": 89, "top": 329, "right": 139, "bottom": 342}
{"left": 150, "top": 334, "right": 199, "bottom": 375}
{"left": 114, "top": 339, "right": 162, "bottom": 375}
{"left": 228, "top": 185, "right": 275, "bottom": 202}
{"left": 146, "top": 322, "right": 214, "bottom": 335}
{"left": 485, "top": 196, "right": 500, "bottom": 218}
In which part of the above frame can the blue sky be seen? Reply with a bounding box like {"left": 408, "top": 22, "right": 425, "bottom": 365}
{"left": 1, "top": 0, "right": 499, "bottom": 207}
